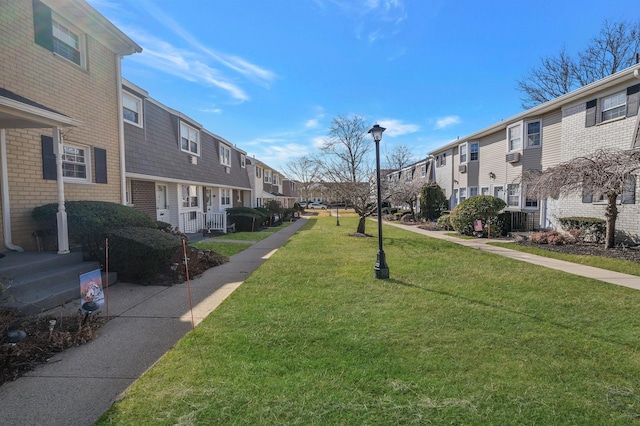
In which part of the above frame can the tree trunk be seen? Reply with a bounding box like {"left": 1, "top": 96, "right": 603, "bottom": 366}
{"left": 357, "top": 216, "right": 367, "bottom": 234}
{"left": 604, "top": 196, "right": 618, "bottom": 249}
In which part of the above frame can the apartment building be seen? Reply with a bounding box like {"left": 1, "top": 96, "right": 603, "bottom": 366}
{"left": 430, "top": 65, "right": 640, "bottom": 237}
{"left": 0, "top": 0, "right": 140, "bottom": 252}
{"left": 122, "top": 80, "right": 252, "bottom": 233}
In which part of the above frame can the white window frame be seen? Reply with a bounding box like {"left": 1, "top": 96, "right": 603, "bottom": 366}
{"left": 601, "top": 91, "right": 626, "bottom": 122}
{"left": 220, "top": 188, "right": 231, "bottom": 207}
{"left": 437, "top": 153, "right": 446, "bottom": 167}
{"left": 264, "top": 170, "right": 272, "bottom": 184}
{"left": 421, "top": 165, "right": 426, "bottom": 177}
{"left": 507, "top": 184, "right": 520, "bottom": 208}
{"left": 52, "top": 15, "right": 86, "bottom": 68}
{"left": 256, "top": 167, "right": 262, "bottom": 178}
{"left": 507, "top": 124, "right": 522, "bottom": 152}
{"left": 123, "top": 92, "right": 143, "bottom": 127}
{"left": 459, "top": 187, "right": 467, "bottom": 202}
{"left": 525, "top": 120, "right": 541, "bottom": 148}
{"left": 180, "top": 122, "right": 200, "bottom": 156}
{"left": 241, "top": 154, "right": 246, "bottom": 168}
{"left": 459, "top": 144, "right": 468, "bottom": 163}
{"left": 469, "top": 142, "right": 479, "bottom": 161}
{"left": 481, "top": 187, "right": 490, "bottom": 196}
{"left": 62, "top": 143, "right": 91, "bottom": 183}
{"left": 220, "top": 144, "right": 231, "bottom": 167}
{"left": 469, "top": 187, "right": 478, "bottom": 197}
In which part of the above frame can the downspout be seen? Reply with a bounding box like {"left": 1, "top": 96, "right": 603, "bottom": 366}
{"left": 1, "top": 129, "right": 23, "bottom": 251}
{"left": 116, "top": 54, "right": 127, "bottom": 205}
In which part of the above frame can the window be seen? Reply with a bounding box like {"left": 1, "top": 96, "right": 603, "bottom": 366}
{"left": 181, "top": 185, "right": 199, "bottom": 208}
{"left": 405, "top": 170, "right": 413, "bottom": 181}
{"left": 256, "top": 167, "right": 262, "bottom": 178}
{"left": 437, "top": 153, "right": 446, "bottom": 167}
{"left": 123, "top": 92, "right": 143, "bottom": 127}
{"left": 459, "top": 144, "right": 468, "bottom": 163}
{"left": 221, "top": 189, "right": 231, "bottom": 206}
{"left": 481, "top": 187, "right": 490, "bottom": 196}
{"left": 470, "top": 142, "right": 479, "bottom": 161}
{"left": 264, "top": 170, "right": 272, "bottom": 183}
{"left": 508, "top": 125, "right": 521, "bottom": 151}
{"left": 601, "top": 91, "right": 626, "bottom": 122}
{"left": 421, "top": 165, "right": 426, "bottom": 177}
{"left": 493, "top": 185, "right": 504, "bottom": 200}
{"left": 622, "top": 175, "right": 636, "bottom": 204}
{"left": 220, "top": 144, "right": 231, "bottom": 166}
{"left": 241, "top": 155, "right": 246, "bottom": 168}
{"left": 526, "top": 121, "right": 541, "bottom": 148}
{"left": 33, "top": 1, "right": 86, "bottom": 68}
{"left": 62, "top": 144, "right": 90, "bottom": 182}
{"left": 274, "top": 174, "right": 280, "bottom": 185}
{"left": 180, "top": 122, "right": 199, "bottom": 155}
{"left": 452, "top": 189, "right": 459, "bottom": 207}
{"left": 507, "top": 184, "right": 520, "bottom": 207}
{"left": 469, "top": 187, "right": 478, "bottom": 197}
{"left": 525, "top": 198, "right": 538, "bottom": 208}
{"left": 459, "top": 188, "right": 467, "bottom": 202}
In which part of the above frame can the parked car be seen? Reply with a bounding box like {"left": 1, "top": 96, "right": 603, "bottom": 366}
{"left": 299, "top": 202, "right": 307, "bottom": 208}
{"left": 308, "top": 202, "right": 327, "bottom": 210}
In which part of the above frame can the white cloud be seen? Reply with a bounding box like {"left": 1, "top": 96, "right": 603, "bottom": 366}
{"left": 434, "top": 115, "right": 461, "bottom": 130}
{"left": 376, "top": 119, "right": 419, "bottom": 137}
{"left": 305, "top": 119, "right": 319, "bottom": 128}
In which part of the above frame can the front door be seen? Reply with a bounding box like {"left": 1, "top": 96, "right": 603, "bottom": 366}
{"left": 156, "top": 184, "right": 169, "bottom": 221}
{"left": 205, "top": 188, "right": 214, "bottom": 214}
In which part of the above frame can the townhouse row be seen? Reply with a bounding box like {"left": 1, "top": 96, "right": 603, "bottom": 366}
{"left": 0, "top": 0, "right": 295, "bottom": 254}
{"left": 427, "top": 65, "right": 640, "bottom": 238}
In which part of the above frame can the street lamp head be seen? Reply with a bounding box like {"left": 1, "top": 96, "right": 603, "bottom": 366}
{"left": 368, "top": 124, "right": 386, "bottom": 142}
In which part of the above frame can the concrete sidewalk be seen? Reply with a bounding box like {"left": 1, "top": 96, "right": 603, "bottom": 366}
{"left": 387, "top": 222, "right": 640, "bottom": 291}
{"left": 0, "top": 218, "right": 308, "bottom": 426}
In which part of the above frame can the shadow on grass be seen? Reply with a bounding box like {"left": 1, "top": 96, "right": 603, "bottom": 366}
{"left": 387, "top": 277, "right": 635, "bottom": 349}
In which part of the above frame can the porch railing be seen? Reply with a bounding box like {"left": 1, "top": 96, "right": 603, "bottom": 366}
{"left": 179, "top": 211, "right": 227, "bottom": 234}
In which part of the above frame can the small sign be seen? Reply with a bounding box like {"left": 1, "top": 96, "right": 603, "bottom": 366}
{"left": 79, "top": 269, "right": 104, "bottom": 307}
{"left": 473, "top": 220, "right": 483, "bottom": 232}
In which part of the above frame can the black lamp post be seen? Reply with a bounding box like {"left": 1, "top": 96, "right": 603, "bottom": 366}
{"left": 368, "top": 124, "right": 389, "bottom": 279}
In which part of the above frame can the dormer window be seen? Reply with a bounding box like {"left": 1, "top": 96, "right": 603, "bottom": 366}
{"left": 180, "top": 122, "right": 199, "bottom": 155}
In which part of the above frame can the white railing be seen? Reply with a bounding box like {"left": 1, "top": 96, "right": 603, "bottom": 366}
{"left": 179, "top": 211, "right": 227, "bottom": 234}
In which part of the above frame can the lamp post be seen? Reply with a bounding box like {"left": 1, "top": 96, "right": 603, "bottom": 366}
{"left": 368, "top": 124, "right": 389, "bottom": 279}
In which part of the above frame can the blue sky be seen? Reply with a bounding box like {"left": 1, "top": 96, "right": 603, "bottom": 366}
{"left": 89, "top": 0, "right": 638, "bottom": 171}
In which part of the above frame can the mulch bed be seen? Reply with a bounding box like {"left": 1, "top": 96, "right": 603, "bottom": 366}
{"left": 515, "top": 241, "right": 640, "bottom": 263}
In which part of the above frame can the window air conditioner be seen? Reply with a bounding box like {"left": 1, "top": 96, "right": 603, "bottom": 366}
{"left": 225, "top": 166, "right": 231, "bottom": 174}
{"left": 506, "top": 152, "right": 520, "bottom": 163}
{"left": 459, "top": 164, "right": 467, "bottom": 173}
{"left": 189, "top": 155, "right": 197, "bottom": 165}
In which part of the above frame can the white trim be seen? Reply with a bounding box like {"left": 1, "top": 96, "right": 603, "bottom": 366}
{"left": 125, "top": 172, "right": 251, "bottom": 191}
{"left": 122, "top": 91, "right": 143, "bottom": 128}
{"left": 180, "top": 121, "right": 200, "bottom": 156}
{"left": 1, "top": 129, "right": 23, "bottom": 251}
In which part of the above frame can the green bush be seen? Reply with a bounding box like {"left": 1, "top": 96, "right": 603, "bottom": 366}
{"left": 436, "top": 214, "right": 453, "bottom": 230}
{"left": 558, "top": 216, "right": 606, "bottom": 243}
{"left": 106, "top": 227, "right": 183, "bottom": 283}
{"left": 449, "top": 196, "right": 506, "bottom": 236}
{"left": 420, "top": 183, "right": 448, "bottom": 220}
{"left": 32, "top": 201, "right": 156, "bottom": 259}
{"left": 227, "top": 207, "right": 268, "bottom": 232}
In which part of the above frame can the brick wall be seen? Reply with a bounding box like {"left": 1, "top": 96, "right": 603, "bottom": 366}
{"left": 131, "top": 180, "right": 157, "bottom": 220}
{"left": 0, "top": 0, "right": 125, "bottom": 250}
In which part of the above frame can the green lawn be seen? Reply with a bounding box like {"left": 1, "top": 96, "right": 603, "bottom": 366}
{"left": 488, "top": 241, "right": 640, "bottom": 276}
{"left": 191, "top": 241, "right": 252, "bottom": 257}
{"left": 98, "top": 216, "right": 640, "bottom": 425}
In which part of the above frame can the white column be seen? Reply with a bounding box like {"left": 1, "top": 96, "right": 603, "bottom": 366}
{"left": 54, "top": 127, "right": 69, "bottom": 254}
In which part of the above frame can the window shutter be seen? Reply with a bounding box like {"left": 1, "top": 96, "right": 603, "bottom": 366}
{"left": 94, "top": 147, "right": 108, "bottom": 184}
{"left": 32, "top": 0, "right": 53, "bottom": 52}
{"left": 581, "top": 188, "right": 593, "bottom": 203}
{"left": 585, "top": 99, "right": 597, "bottom": 127}
{"left": 626, "top": 84, "right": 640, "bottom": 117}
{"left": 41, "top": 135, "right": 57, "bottom": 180}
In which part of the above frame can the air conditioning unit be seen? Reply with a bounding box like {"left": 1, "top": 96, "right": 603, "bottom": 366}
{"left": 458, "top": 164, "right": 467, "bottom": 173}
{"left": 189, "top": 155, "right": 197, "bottom": 165}
{"left": 506, "top": 152, "right": 520, "bottom": 163}
{"left": 225, "top": 166, "right": 231, "bottom": 174}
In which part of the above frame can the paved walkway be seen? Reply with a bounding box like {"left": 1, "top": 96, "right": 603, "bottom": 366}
{"left": 386, "top": 221, "right": 640, "bottom": 291}
{"left": 3, "top": 217, "right": 640, "bottom": 425}
{"left": 0, "top": 218, "right": 309, "bottom": 426}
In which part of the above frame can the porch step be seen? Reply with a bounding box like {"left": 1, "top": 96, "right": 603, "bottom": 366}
{"left": 0, "top": 251, "right": 118, "bottom": 316}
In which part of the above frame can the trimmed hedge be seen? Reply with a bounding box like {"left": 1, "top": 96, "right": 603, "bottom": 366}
{"left": 227, "top": 207, "right": 268, "bottom": 232}
{"left": 449, "top": 196, "right": 506, "bottom": 236}
{"left": 32, "top": 201, "right": 156, "bottom": 259}
{"left": 558, "top": 216, "right": 606, "bottom": 243}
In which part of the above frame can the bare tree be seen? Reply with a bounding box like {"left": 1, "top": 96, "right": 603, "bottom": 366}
{"left": 523, "top": 149, "right": 640, "bottom": 248}
{"left": 388, "top": 176, "right": 429, "bottom": 221}
{"left": 517, "top": 19, "right": 640, "bottom": 109}
{"left": 319, "top": 115, "right": 377, "bottom": 234}
{"left": 283, "top": 156, "right": 321, "bottom": 205}
{"left": 385, "top": 144, "right": 414, "bottom": 170}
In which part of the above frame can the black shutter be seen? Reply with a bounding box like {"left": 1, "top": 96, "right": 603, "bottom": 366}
{"left": 585, "top": 99, "right": 597, "bottom": 127}
{"left": 32, "top": 0, "right": 53, "bottom": 52}
{"left": 41, "top": 135, "right": 57, "bottom": 180}
{"left": 94, "top": 148, "right": 107, "bottom": 183}
{"left": 627, "top": 84, "right": 640, "bottom": 117}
